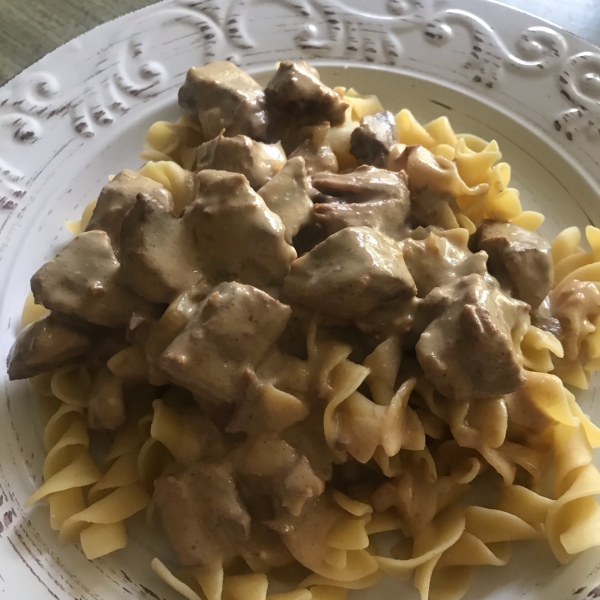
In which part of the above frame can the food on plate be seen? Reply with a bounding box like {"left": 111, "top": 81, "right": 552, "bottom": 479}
{"left": 9, "top": 60, "right": 600, "bottom": 600}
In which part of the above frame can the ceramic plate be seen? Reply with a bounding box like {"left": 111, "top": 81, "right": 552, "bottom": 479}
{"left": 1, "top": 0, "right": 600, "bottom": 598}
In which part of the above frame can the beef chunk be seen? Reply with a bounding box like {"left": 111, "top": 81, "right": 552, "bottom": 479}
{"left": 312, "top": 167, "right": 410, "bottom": 240}
{"left": 87, "top": 365, "right": 125, "bottom": 430}
{"left": 284, "top": 226, "right": 416, "bottom": 320}
{"left": 7, "top": 313, "right": 112, "bottom": 380}
{"left": 143, "top": 285, "right": 210, "bottom": 386}
{"left": 120, "top": 194, "right": 208, "bottom": 304}
{"left": 185, "top": 170, "right": 296, "bottom": 289}
{"left": 178, "top": 61, "right": 269, "bottom": 140}
{"left": 234, "top": 434, "right": 325, "bottom": 517}
{"left": 473, "top": 220, "right": 553, "bottom": 309}
{"left": 196, "top": 134, "right": 286, "bottom": 190}
{"left": 257, "top": 157, "right": 313, "bottom": 244}
{"left": 160, "top": 282, "right": 292, "bottom": 402}
{"left": 315, "top": 198, "right": 408, "bottom": 240}
{"left": 402, "top": 231, "right": 488, "bottom": 297}
{"left": 265, "top": 61, "right": 348, "bottom": 127}
{"left": 416, "top": 274, "right": 530, "bottom": 401}
{"left": 86, "top": 170, "right": 173, "bottom": 249}
{"left": 154, "top": 461, "right": 251, "bottom": 567}
{"left": 30, "top": 231, "right": 156, "bottom": 328}
{"left": 350, "top": 111, "right": 397, "bottom": 168}
{"left": 288, "top": 124, "right": 338, "bottom": 175}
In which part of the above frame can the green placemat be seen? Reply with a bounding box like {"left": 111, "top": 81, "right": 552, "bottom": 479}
{"left": 0, "top": 0, "right": 157, "bottom": 84}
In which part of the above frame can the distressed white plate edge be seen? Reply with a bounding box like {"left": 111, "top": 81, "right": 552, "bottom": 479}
{"left": 2, "top": 0, "right": 600, "bottom": 598}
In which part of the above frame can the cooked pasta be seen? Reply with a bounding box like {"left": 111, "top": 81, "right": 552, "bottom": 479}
{"left": 11, "top": 59, "right": 600, "bottom": 600}
{"left": 25, "top": 369, "right": 101, "bottom": 532}
{"left": 140, "top": 114, "right": 205, "bottom": 170}
{"left": 548, "top": 225, "right": 600, "bottom": 388}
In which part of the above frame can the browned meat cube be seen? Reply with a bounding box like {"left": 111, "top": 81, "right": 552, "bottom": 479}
{"left": 196, "top": 134, "right": 286, "bottom": 190}
{"left": 86, "top": 170, "right": 173, "bottom": 249}
{"left": 30, "top": 231, "right": 156, "bottom": 328}
{"left": 312, "top": 167, "right": 410, "bottom": 240}
{"left": 120, "top": 193, "right": 208, "bottom": 304}
{"left": 265, "top": 61, "right": 348, "bottom": 127}
{"left": 87, "top": 365, "right": 125, "bottom": 430}
{"left": 154, "top": 460, "right": 251, "bottom": 567}
{"left": 142, "top": 285, "right": 209, "bottom": 386}
{"left": 160, "top": 282, "right": 292, "bottom": 402}
{"left": 284, "top": 226, "right": 416, "bottom": 320}
{"left": 315, "top": 199, "right": 407, "bottom": 240}
{"left": 416, "top": 274, "right": 530, "bottom": 401}
{"left": 185, "top": 170, "right": 296, "bottom": 289}
{"left": 258, "top": 157, "right": 313, "bottom": 243}
{"left": 350, "top": 111, "right": 397, "bottom": 168}
{"left": 178, "top": 61, "right": 270, "bottom": 140}
{"left": 7, "top": 313, "right": 103, "bottom": 380}
{"left": 473, "top": 220, "right": 553, "bottom": 309}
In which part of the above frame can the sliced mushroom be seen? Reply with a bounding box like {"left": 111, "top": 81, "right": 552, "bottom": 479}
{"left": 312, "top": 167, "right": 410, "bottom": 240}
{"left": 350, "top": 110, "right": 397, "bottom": 168}
{"left": 7, "top": 313, "right": 119, "bottom": 380}
{"left": 312, "top": 166, "right": 408, "bottom": 204}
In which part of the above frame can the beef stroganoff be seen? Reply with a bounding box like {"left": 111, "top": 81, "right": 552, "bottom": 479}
{"left": 8, "top": 60, "right": 600, "bottom": 600}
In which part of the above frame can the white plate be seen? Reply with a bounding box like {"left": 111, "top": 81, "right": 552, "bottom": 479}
{"left": 1, "top": 0, "right": 600, "bottom": 598}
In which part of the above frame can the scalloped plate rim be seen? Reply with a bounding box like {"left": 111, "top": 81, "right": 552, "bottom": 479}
{"left": 2, "top": 1, "right": 600, "bottom": 599}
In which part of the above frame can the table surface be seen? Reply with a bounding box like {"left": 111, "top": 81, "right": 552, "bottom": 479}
{"left": 0, "top": 0, "right": 599, "bottom": 85}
